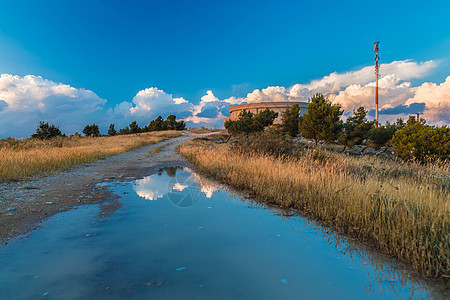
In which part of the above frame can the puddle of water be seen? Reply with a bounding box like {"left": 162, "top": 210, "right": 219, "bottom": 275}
{"left": 0, "top": 167, "right": 446, "bottom": 299}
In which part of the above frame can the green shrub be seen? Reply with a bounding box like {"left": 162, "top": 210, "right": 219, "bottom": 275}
{"left": 391, "top": 117, "right": 449, "bottom": 162}
{"left": 31, "top": 121, "right": 63, "bottom": 140}
{"left": 83, "top": 123, "right": 100, "bottom": 137}
{"left": 281, "top": 104, "right": 300, "bottom": 137}
{"left": 339, "top": 106, "right": 373, "bottom": 148}
{"left": 225, "top": 109, "right": 278, "bottom": 136}
{"left": 368, "top": 126, "right": 394, "bottom": 149}
{"left": 299, "top": 93, "right": 343, "bottom": 147}
{"left": 108, "top": 124, "right": 117, "bottom": 136}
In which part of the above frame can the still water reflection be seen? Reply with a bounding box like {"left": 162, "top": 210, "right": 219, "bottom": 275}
{"left": 133, "top": 167, "right": 218, "bottom": 206}
{"left": 0, "top": 167, "right": 446, "bottom": 299}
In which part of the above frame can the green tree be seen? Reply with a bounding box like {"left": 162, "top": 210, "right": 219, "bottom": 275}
{"left": 252, "top": 108, "right": 278, "bottom": 132}
{"left": 175, "top": 120, "right": 186, "bottom": 130}
{"left": 108, "top": 124, "right": 117, "bottom": 136}
{"left": 82, "top": 125, "right": 92, "bottom": 136}
{"left": 299, "top": 93, "right": 343, "bottom": 148}
{"left": 129, "top": 121, "right": 141, "bottom": 134}
{"left": 147, "top": 116, "right": 164, "bottom": 131}
{"left": 31, "top": 121, "right": 63, "bottom": 140}
{"left": 163, "top": 115, "right": 177, "bottom": 130}
{"left": 224, "top": 110, "right": 254, "bottom": 136}
{"left": 83, "top": 124, "right": 100, "bottom": 137}
{"left": 225, "top": 108, "right": 278, "bottom": 137}
{"left": 92, "top": 124, "right": 100, "bottom": 137}
{"left": 368, "top": 126, "right": 394, "bottom": 149}
{"left": 394, "top": 118, "right": 406, "bottom": 131}
{"left": 281, "top": 104, "right": 300, "bottom": 136}
{"left": 338, "top": 106, "right": 373, "bottom": 150}
{"left": 391, "top": 116, "right": 449, "bottom": 161}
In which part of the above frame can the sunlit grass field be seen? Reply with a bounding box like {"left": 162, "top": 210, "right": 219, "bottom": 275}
{"left": 179, "top": 136, "right": 449, "bottom": 279}
{"left": 0, "top": 131, "right": 181, "bottom": 182}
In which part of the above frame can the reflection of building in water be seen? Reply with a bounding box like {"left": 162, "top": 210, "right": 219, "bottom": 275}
{"left": 225, "top": 102, "right": 308, "bottom": 124}
{"left": 133, "top": 167, "right": 219, "bottom": 201}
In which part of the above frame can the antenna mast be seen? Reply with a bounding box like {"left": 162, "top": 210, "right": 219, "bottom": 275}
{"left": 374, "top": 41, "right": 380, "bottom": 127}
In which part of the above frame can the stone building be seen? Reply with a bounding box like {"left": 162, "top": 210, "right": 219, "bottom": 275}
{"left": 226, "top": 101, "right": 308, "bottom": 124}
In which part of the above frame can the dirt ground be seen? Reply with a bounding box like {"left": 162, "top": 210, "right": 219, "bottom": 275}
{"left": 0, "top": 132, "right": 203, "bottom": 245}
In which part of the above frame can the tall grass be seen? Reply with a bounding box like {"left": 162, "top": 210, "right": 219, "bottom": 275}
{"left": 179, "top": 138, "right": 449, "bottom": 279}
{"left": 0, "top": 131, "right": 181, "bottom": 182}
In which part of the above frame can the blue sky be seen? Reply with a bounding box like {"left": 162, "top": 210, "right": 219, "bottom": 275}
{"left": 0, "top": 0, "right": 449, "bottom": 137}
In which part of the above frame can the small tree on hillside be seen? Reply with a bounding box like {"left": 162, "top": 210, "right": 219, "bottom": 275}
{"left": 82, "top": 125, "right": 92, "bottom": 136}
{"left": 163, "top": 115, "right": 177, "bottom": 130}
{"left": 108, "top": 124, "right": 117, "bottom": 136}
{"left": 129, "top": 121, "right": 141, "bottom": 134}
{"left": 299, "top": 93, "right": 343, "bottom": 148}
{"left": 119, "top": 127, "right": 130, "bottom": 135}
{"left": 147, "top": 116, "right": 164, "bottom": 131}
{"left": 92, "top": 124, "right": 100, "bottom": 137}
{"left": 32, "top": 121, "right": 63, "bottom": 140}
{"left": 281, "top": 104, "right": 300, "bottom": 137}
{"left": 338, "top": 106, "right": 373, "bottom": 150}
{"left": 83, "top": 124, "right": 100, "bottom": 137}
{"left": 175, "top": 120, "right": 186, "bottom": 130}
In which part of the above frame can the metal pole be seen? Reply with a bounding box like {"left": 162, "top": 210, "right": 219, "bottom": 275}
{"left": 374, "top": 41, "right": 380, "bottom": 127}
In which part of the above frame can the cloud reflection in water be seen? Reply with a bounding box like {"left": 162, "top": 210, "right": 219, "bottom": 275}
{"left": 133, "top": 167, "right": 218, "bottom": 205}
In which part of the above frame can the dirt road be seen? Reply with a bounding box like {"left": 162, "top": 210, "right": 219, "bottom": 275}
{"left": 0, "top": 133, "right": 201, "bottom": 244}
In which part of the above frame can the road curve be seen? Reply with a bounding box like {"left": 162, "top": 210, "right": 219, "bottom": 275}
{"left": 0, "top": 132, "right": 205, "bottom": 244}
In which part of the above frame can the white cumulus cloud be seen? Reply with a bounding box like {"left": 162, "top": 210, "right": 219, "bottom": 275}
{"left": 108, "top": 87, "right": 193, "bottom": 129}
{"left": 288, "top": 59, "right": 436, "bottom": 100}
{"left": 405, "top": 76, "right": 450, "bottom": 124}
{"left": 0, "top": 74, "right": 106, "bottom": 138}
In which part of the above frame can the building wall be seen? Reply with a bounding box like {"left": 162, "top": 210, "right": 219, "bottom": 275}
{"left": 227, "top": 102, "right": 308, "bottom": 124}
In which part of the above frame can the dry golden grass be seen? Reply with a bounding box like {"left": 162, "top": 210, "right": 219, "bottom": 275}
{"left": 0, "top": 131, "right": 181, "bottom": 182}
{"left": 179, "top": 138, "right": 449, "bottom": 279}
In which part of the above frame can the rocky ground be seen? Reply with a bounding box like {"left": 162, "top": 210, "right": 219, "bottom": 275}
{"left": 344, "top": 144, "right": 397, "bottom": 156}
{"left": 293, "top": 137, "right": 397, "bottom": 157}
{"left": 0, "top": 133, "right": 202, "bottom": 245}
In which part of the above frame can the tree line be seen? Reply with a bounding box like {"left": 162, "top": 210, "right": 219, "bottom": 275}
{"left": 31, "top": 115, "right": 186, "bottom": 139}
{"left": 225, "top": 93, "right": 449, "bottom": 162}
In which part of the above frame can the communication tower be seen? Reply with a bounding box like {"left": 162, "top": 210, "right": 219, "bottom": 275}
{"left": 374, "top": 41, "right": 380, "bottom": 127}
